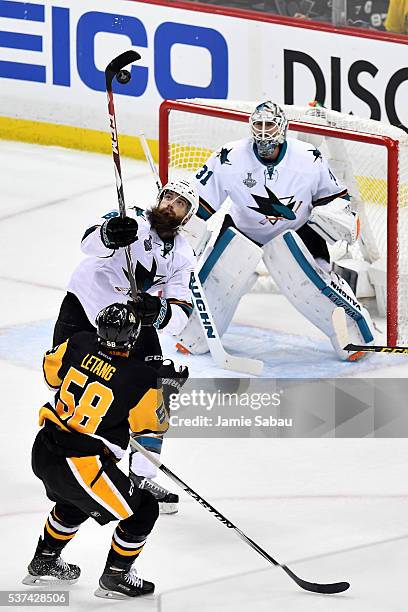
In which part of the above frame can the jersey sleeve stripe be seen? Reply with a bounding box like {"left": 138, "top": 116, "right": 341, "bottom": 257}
{"left": 197, "top": 197, "right": 215, "bottom": 220}
{"left": 168, "top": 299, "right": 193, "bottom": 317}
{"left": 312, "top": 189, "right": 349, "bottom": 206}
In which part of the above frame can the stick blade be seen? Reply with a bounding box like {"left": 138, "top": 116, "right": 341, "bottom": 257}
{"left": 332, "top": 307, "right": 349, "bottom": 350}
{"left": 282, "top": 565, "right": 350, "bottom": 594}
{"left": 210, "top": 342, "right": 263, "bottom": 376}
{"left": 222, "top": 354, "right": 264, "bottom": 376}
{"left": 105, "top": 50, "right": 141, "bottom": 77}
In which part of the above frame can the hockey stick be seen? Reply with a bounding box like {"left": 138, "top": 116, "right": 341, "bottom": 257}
{"left": 332, "top": 307, "right": 408, "bottom": 353}
{"left": 137, "top": 133, "right": 263, "bottom": 376}
{"left": 138, "top": 132, "right": 162, "bottom": 192}
{"left": 105, "top": 51, "right": 140, "bottom": 301}
{"left": 129, "top": 437, "right": 349, "bottom": 594}
{"left": 189, "top": 266, "right": 263, "bottom": 375}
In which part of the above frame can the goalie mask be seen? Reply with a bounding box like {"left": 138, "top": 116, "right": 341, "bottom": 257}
{"left": 96, "top": 303, "right": 141, "bottom": 351}
{"left": 250, "top": 101, "right": 288, "bottom": 158}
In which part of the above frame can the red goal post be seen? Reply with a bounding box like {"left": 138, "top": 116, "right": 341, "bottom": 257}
{"left": 159, "top": 98, "right": 408, "bottom": 346}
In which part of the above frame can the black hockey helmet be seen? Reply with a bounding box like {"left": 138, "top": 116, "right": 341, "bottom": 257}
{"left": 96, "top": 303, "right": 141, "bottom": 351}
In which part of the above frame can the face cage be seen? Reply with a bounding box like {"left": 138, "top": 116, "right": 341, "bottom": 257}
{"left": 251, "top": 117, "right": 286, "bottom": 144}
{"left": 158, "top": 190, "right": 193, "bottom": 226}
{"left": 251, "top": 116, "right": 287, "bottom": 157}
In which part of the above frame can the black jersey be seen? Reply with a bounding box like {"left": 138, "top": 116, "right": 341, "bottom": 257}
{"left": 39, "top": 331, "right": 168, "bottom": 459}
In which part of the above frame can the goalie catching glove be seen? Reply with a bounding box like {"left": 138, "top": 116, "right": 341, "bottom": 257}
{"left": 307, "top": 198, "right": 360, "bottom": 245}
{"left": 128, "top": 295, "right": 170, "bottom": 329}
{"left": 101, "top": 215, "right": 138, "bottom": 249}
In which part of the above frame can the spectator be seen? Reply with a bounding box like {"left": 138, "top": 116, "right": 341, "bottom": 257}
{"left": 385, "top": 0, "right": 408, "bottom": 33}
{"left": 289, "top": 0, "right": 387, "bottom": 30}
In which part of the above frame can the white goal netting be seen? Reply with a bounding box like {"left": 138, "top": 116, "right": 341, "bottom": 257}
{"left": 160, "top": 99, "right": 408, "bottom": 344}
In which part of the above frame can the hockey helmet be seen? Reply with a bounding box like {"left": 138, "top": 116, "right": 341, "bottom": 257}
{"left": 250, "top": 101, "right": 288, "bottom": 157}
{"left": 157, "top": 178, "right": 199, "bottom": 226}
{"left": 96, "top": 303, "right": 141, "bottom": 351}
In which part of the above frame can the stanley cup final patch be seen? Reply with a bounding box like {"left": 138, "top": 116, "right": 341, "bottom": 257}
{"left": 243, "top": 172, "right": 257, "bottom": 188}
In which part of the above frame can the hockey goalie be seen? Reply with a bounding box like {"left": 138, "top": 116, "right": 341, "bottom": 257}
{"left": 178, "top": 100, "right": 376, "bottom": 362}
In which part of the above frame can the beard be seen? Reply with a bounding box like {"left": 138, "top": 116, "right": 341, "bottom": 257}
{"left": 147, "top": 206, "right": 181, "bottom": 238}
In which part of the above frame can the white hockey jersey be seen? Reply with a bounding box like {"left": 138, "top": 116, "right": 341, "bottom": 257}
{"left": 195, "top": 137, "right": 348, "bottom": 245}
{"left": 68, "top": 207, "right": 196, "bottom": 336}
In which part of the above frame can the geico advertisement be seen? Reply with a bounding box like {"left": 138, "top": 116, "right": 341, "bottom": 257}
{"left": 0, "top": 0, "right": 407, "bottom": 136}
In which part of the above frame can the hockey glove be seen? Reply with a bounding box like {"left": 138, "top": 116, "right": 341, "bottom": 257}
{"left": 101, "top": 215, "right": 138, "bottom": 249}
{"left": 157, "top": 359, "right": 189, "bottom": 416}
{"left": 128, "top": 294, "right": 170, "bottom": 329}
{"left": 157, "top": 359, "right": 189, "bottom": 394}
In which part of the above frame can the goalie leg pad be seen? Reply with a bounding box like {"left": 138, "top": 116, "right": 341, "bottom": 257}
{"left": 177, "top": 228, "right": 263, "bottom": 354}
{"left": 262, "top": 231, "right": 375, "bottom": 360}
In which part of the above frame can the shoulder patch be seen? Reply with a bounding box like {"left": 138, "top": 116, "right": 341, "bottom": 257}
{"left": 217, "top": 147, "right": 232, "bottom": 165}
{"left": 130, "top": 206, "right": 146, "bottom": 218}
{"left": 308, "top": 148, "right": 323, "bottom": 162}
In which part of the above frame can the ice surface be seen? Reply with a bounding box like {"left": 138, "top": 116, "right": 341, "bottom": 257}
{"left": 1, "top": 141, "right": 408, "bottom": 611}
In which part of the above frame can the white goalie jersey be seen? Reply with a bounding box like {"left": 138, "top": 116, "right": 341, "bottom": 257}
{"left": 195, "top": 137, "right": 348, "bottom": 245}
{"left": 68, "top": 207, "right": 196, "bottom": 335}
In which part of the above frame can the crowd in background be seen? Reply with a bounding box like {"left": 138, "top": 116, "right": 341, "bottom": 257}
{"left": 181, "top": 0, "right": 408, "bottom": 35}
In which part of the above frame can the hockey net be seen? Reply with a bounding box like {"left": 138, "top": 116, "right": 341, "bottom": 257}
{"left": 159, "top": 99, "right": 408, "bottom": 345}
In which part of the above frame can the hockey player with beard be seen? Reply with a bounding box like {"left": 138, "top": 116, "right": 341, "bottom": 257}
{"left": 178, "top": 101, "right": 375, "bottom": 361}
{"left": 53, "top": 178, "right": 198, "bottom": 513}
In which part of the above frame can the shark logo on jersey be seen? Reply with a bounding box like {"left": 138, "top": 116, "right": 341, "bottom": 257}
{"left": 122, "top": 258, "right": 165, "bottom": 293}
{"left": 249, "top": 186, "right": 297, "bottom": 223}
{"left": 217, "top": 147, "right": 232, "bottom": 165}
{"left": 309, "top": 148, "right": 323, "bottom": 162}
{"left": 129, "top": 205, "right": 146, "bottom": 218}
{"left": 243, "top": 172, "right": 257, "bottom": 188}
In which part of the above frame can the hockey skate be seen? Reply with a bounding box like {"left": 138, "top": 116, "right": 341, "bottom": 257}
{"left": 22, "top": 538, "right": 80, "bottom": 585}
{"left": 94, "top": 564, "right": 154, "bottom": 599}
{"left": 131, "top": 474, "right": 179, "bottom": 514}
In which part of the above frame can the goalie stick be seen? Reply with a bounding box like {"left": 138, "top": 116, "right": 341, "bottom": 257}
{"left": 137, "top": 132, "right": 263, "bottom": 376}
{"left": 332, "top": 307, "right": 408, "bottom": 354}
{"left": 105, "top": 51, "right": 140, "bottom": 302}
{"left": 129, "top": 437, "right": 349, "bottom": 594}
